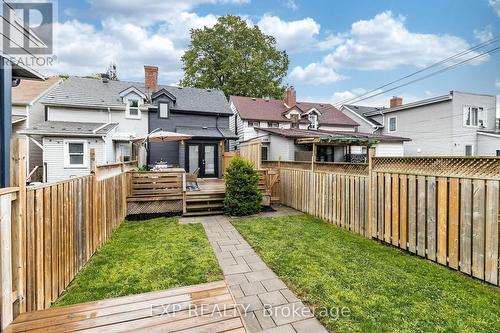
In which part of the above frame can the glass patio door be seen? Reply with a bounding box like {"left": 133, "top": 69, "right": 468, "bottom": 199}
{"left": 186, "top": 143, "right": 218, "bottom": 178}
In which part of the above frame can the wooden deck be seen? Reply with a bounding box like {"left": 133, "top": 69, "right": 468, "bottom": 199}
{"left": 185, "top": 179, "right": 226, "bottom": 216}
{"left": 4, "top": 281, "right": 246, "bottom": 333}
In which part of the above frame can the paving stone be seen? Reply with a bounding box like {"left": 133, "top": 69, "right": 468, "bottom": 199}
{"left": 229, "top": 284, "right": 244, "bottom": 298}
{"left": 240, "top": 311, "right": 262, "bottom": 333}
{"left": 220, "top": 244, "right": 238, "bottom": 252}
{"left": 222, "top": 263, "right": 252, "bottom": 275}
{"left": 231, "top": 249, "right": 255, "bottom": 257}
{"left": 243, "top": 254, "right": 265, "bottom": 264}
{"left": 262, "top": 324, "right": 296, "bottom": 333}
{"left": 235, "top": 295, "right": 263, "bottom": 312}
{"left": 248, "top": 261, "right": 268, "bottom": 271}
{"left": 270, "top": 302, "right": 314, "bottom": 326}
{"left": 218, "top": 239, "right": 241, "bottom": 246}
{"left": 236, "top": 243, "right": 252, "bottom": 250}
{"left": 245, "top": 269, "right": 277, "bottom": 282}
{"left": 254, "top": 309, "right": 277, "bottom": 330}
{"left": 280, "top": 289, "right": 300, "bottom": 303}
{"left": 239, "top": 281, "right": 267, "bottom": 296}
{"left": 235, "top": 256, "right": 247, "bottom": 265}
{"left": 258, "top": 291, "right": 288, "bottom": 307}
{"left": 215, "top": 251, "right": 234, "bottom": 260}
{"left": 225, "top": 273, "right": 248, "bottom": 286}
{"left": 262, "top": 278, "right": 287, "bottom": 292}
{"left": 219, "top": 257, "right": 237, "bottom": 266}
{"left": 292, "top": 318, "right": 329, "bottom": 333}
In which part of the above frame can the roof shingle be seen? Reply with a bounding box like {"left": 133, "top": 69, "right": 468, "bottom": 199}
{"left": 230, "top": 96, "right": 359, "bottom": 127}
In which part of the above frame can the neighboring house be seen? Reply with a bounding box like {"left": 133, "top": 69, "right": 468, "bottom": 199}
{"left": 250, "top": 127, "right": 409, "bottom": 162}
{"left": 20, "top": 122, "right": 118, "bottom": 182}
{"left": 11, "top": 76, "right": 62, "bottom": 181}
{"left": 229, "top": 87, "right": 360, "bottom": 150}
{"left": 20, "top": 65, "right": 236, "bottom": 182}
{"left": 341, "top": 92, "right": 499, "bottom": 156}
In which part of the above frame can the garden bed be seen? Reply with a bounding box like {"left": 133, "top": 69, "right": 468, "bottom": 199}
{"left": 232, "top": 214, "right": 500, "bottom": 332}
{"left": 55, "top": 217, "right": 222, "bottom": 306}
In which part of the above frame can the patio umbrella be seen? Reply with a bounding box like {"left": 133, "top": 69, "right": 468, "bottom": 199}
{"left": 131, "top": 129, "right": 192, "bottom": 168}
{"left": 131, "top": 130, "right": 192, "bottom": 143}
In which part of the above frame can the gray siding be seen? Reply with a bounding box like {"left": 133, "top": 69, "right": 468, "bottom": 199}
{"left": 477, "top": 134, "right": 500, "bottom": 155}
{"left": 370, "top": 92, "right": 496, "bottom": 156}
{"left": 148, "top": 97, "right": 231, "bottom": 177}
{"left": 341, "top": 107, "right": 376, "bottom": 133}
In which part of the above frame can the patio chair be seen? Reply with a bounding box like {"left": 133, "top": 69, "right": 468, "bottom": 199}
{"left": 186, "top": 168, "right": 200, "bottom": 183}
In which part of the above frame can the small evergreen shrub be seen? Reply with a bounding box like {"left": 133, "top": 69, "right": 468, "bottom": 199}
{"left": 224, "top": 157, "right": 262, "bottom": 216}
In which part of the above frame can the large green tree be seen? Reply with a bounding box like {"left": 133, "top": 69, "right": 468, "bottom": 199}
{"left": 181, "top": 15, "right": 289, "bottom": 99}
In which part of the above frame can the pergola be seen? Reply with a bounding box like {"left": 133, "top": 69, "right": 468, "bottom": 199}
{"left": 296, "top": 136, "right": 380, "bottom": 164}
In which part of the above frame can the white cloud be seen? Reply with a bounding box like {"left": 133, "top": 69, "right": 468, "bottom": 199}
{"left": 41, "top": 19, "right": 183, "bottom": 82}
{"left": 257, "top": 14, "right": 320, "bottom": 52}
{"left": 291, "top": 11, "right": 485, "bottom": 85}
{"left": 290, "top": 63, "right": 344, "bottom": 85}
{"left": 490, "top": 0, "right": 500, "bottom": 16}
{"left": 474, "top": 26, "right": 493, "bottom": 43}
{"left": 317, "top": 34, "right": 343, "bottom": 50}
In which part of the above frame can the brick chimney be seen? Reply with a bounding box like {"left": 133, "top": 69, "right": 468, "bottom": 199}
{"left": 144, "top": 65, "right": 158, "bottom": 93}
{"left": 284, "top": 86, "right": 296, "bottom": 108}
{"left": 390, "top": 96, "right": 403, "bottom": 108}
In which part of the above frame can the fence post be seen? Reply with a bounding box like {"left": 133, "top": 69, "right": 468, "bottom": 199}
{"left": 0, "top": 192, "right": 13, "bottom": 330}
{"left": 9, "top": 138, "right": 26, "bottom": 315}
{"left": 90, "top": 149, "right": 97, "bottom": 250}
{"left": 367, "top": 147, "right": 375, "bottom": 238}
{"left": 311, "top": 143, "right": 316, "bottom": 171}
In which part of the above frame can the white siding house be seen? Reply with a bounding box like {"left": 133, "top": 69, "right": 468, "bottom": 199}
{"left": 342, "top": 92, "right": 498, "bottom": 156}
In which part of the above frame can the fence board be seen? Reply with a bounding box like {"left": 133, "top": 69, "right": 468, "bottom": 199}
{"left": 417, "top": 176, "right": 426, "bottom": 257}
{"left": 448, "top": 178, "right": 459, "bottom": 270}
{"left": 437, "top": 177, "right": 448, "bottom": 265}
{"left": 426, "top": 177, "right": 436, "bottom": 261}
{"left": 408, "top": 175, "right": 417, "bottom": 253}
{"left": 391, "top": 174, "right": 399, "bottom": 246}
{"left": 460, "top": 179, "right": 472, "bottom": 275}
{"left": 484, "top": 180, "right": 499, "bottom": 285}
{"left": 472, "top": 180, "right": 485, "bottom": 280}
{"left": 399, "top": 175, "right": 408, "bottom": 250}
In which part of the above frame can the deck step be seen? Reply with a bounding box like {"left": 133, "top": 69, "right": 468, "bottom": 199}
{"left": 183, "top": 210, "right": 224, "bottom": 216}
{"left": 187, "top": 202, "right": 224, "bottom": 210}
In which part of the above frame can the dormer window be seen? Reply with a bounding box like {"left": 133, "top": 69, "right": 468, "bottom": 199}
{"left": 159, "top": 102, "right": 169, "bottom": 118}
{"left": 308, "top": 114, "right": 318, "bottom": 130}
{"left": 126, "top": 99, "right": 141, "bottom": 119}
{"left": 291, "top": 114, "right": 299, "bottom": 129}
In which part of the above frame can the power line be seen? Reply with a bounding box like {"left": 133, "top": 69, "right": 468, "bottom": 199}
{"left": 333, "top": 35, "right": 500, "bottom": 107}
{"left": 338, "top": 46, "right": 500, "bottom": 106}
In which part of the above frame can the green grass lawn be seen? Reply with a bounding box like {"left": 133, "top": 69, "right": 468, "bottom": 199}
{"left": 232, "top": 214, "right": 500, "bottom": 333}
{"left": 55, "top": 217, "right": 222, "bottom": 306}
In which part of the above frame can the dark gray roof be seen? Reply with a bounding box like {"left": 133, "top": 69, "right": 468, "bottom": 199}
{"left": 19, "top": 121, "right": 118, "bottom": 137}
{"left": 343, "top": 104, "right": 383, "bottom": 126}
{"left": 40, "top": 76, "right": 232, "bottom": 115}
{"left": 176, "top": 126, "right": 238, "bottom": 139}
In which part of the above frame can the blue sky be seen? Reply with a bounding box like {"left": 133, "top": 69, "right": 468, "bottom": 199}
{"left": 50, "top": 0, "right": 500, "bottom": 108}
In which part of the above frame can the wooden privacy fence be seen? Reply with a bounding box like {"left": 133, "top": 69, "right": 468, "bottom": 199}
{"left": 222, "top": 151, "right": 239, "bottom": 175}
{"left": 280, "top": 167, "right": 370, "bottom": 237}
{"left": 0, "top": 139, "right": 137, "bottom": 330}
{"left": 274, "top": 152, "right": 500, "bottom": 286}
{"left": 240, "top": 140, "right": 261, "bottom": 169}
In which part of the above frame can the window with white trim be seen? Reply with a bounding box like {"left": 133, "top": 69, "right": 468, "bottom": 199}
{"left": 159, "top": 102, "right": 169, "bottom": 118}
{"left": 388, "top": 116, "right": 397, "bottom": 132}
{"left": 126, "top": 99, "right": 140, "bottom": 119}
{"left": 267, "top": 122, "right": 279, "bottom": 128}
{"left": 64, "top": 141, "right": 87, "bottom": 168}
{"left": 463, "top": 106, "right": 485, "bottom": 127}
{"left": 248, "top": 121, "right": 260, "bottom": 128}
{"left": 308, "top": 114, "right": 318, "bottom": 130}
{"left": 291, "top": 114, "right": 299, "bottom": 128}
